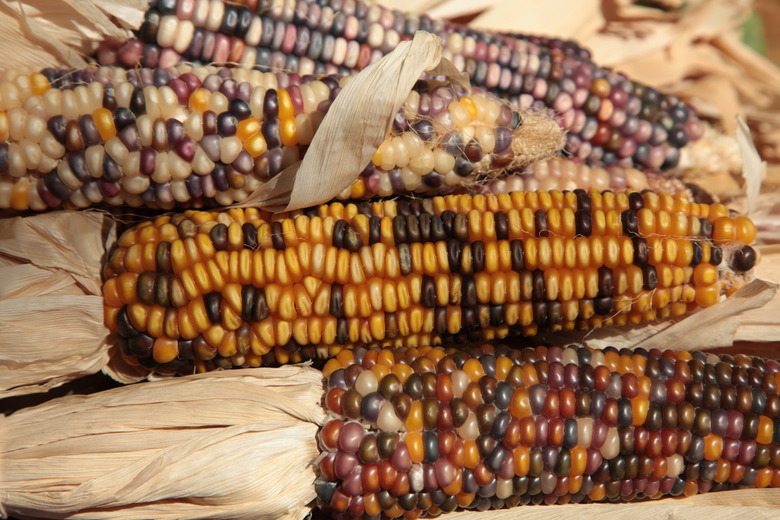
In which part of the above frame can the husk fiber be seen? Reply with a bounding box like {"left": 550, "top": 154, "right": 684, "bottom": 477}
{"left": 0, "top": 365, "right": 325, "bottom": 520}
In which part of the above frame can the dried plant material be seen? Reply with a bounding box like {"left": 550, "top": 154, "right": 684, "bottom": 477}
{"left": 540, "top": 279, "right": 779, "bottom": 350}
{"left": 470, "top": 0, "right": 604, "bottom": 41}
{"left": 0, "top": 0, "right": 146, "bottom": 69}
{"left": 378, "top": 0, "right": 443, "bottom": 13}
{"left": 1, "top": 366, "right": 325, "bottom": 520}
{"left": 0, "top": 211, "right": 115, "bottom": 397}
{"left": 736, "top": 115, "right": 766, "bottom": 215}
{"left": 676, "top": 124, "right": 743, "bottom": 177}
{"left": 426, "top": 0, "right": 506, "bottom": 20}
{"left": 736, "top": 245, "right": 780, "bottom": 342}
{"left": 7, "top": 349, "right": 780, "bottom": 519}
{"left": 439, "top": 489, "right": 780, "bottom": 520}
{"left": 236, "top": 32, "right": 471, "bottom": 212}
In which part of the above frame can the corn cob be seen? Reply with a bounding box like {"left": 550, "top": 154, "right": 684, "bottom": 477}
{"left": 97, "top": 0, "right": 704, "bottom": 170}
{"left": 102, "top": 189, "right": 758, "bottom": 375}
{"left": 0, "top": 65, "right": 549, "bottom": 211}
{"left": 315, "top": 343, "right": 780, "bottom": 518}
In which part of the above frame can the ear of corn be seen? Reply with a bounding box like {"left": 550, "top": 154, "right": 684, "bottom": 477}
{"left": 0, "top": 65, "right": 541, "bottom": 211}
{"left": 315, "top": 343, "right": 780, "bottom": 518}
{"left": 102, "top": 189, "right": 758, "bottom": 375}
{"left": 96, "top": 0, "right": 704, "bottom": 170}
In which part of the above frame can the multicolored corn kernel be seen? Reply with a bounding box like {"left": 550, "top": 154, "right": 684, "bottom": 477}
{"left": 315, "top": 343, "right": 780, "bottom": 518}
{"left": 0, "top": 65, "right": 545, "bottom": 211}
{"left": 102, "top": 189, "right": 757, "bottom": 374}
{"left": 97, "top": 0, "right": 704, "bottom": 170}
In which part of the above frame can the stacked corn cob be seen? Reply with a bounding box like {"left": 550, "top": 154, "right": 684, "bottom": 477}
{"left": 102, "top": 189, "right": 758, "bottom": 375}
{"left": 0, "top": 65, "right": 560, "bottom": 210}
{"left": 316, "top": 344, "right": 780, "bottom": 518}
{"left": 96, "top": 0, "right": 705, "bottom": 170}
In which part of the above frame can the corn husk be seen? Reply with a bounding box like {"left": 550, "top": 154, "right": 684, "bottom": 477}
{"left": 0, "top": 211, "right": 116, "bottom": 397}
{"left": 0, "top": 0, "right": 146, "bottom": 69}
{"left": 0, "top": 365, "right": 325, "bottom": 519}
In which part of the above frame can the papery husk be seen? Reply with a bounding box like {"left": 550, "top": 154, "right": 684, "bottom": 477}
{"left": 735, "top": 245, "right": 780, "bottom": 342}
{"left": 0, "top": 211, "right": 116, "bottom": 397}
{"left": 0, "top": 0, "right": 146, "bottom": 69}
{"left": 0, "top": 365, "right": 325, "bottom": 520}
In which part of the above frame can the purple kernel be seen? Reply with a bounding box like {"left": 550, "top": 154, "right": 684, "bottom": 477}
{"left": 391, "top": 441, "right": 412, "bottom": 472}
{"left": 338, "top": 422, "right": 365, "bottom": 454}
{"left": 232, "top": 150, "right": 253, "bottom": 174}
{"left": 140, "top": 147, "right": 156, "bottom": 176}
{"left": 334, "top": 451, "right": 358, "bottom": 479}
{"left": 166, "top": 119, "right": 185, "bottom": 145}
{"left": 167, "top": 78, "right": 190, "bottom": 105}
{"left": 175, "top": 136, "right": 196, "bottom": 162}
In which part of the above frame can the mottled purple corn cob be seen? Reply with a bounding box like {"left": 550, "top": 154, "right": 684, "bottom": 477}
{"left": 0, "top": 65, "right": 549, "bottom": 210}
{"left": 315, "top": 343, "right": 780, "bottom": 518}
{"left": 96, "top": 0, "right": 705, "bottom": 170}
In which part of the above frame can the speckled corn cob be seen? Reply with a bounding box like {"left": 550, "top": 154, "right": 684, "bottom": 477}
{"left": 0, "top": 65, "right": 540, "bottom": 210}
{"left": 96, "top": 0, "right": 704, "bottom": 170}
{"left": 315, "top": 344, "right": 780, "bottom": 518}
{"left": 102, "top": 189, "right": 758, "bottom": 375}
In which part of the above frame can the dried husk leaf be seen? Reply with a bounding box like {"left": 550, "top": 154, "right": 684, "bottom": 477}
{"left": 0, "top": 0, "right": 146, "bottom": 69}
{"left": 736, "top": 115, "right": 766, "bottom": 215}
{"left": 736, "top": 245, "right": 780, "bottom": 342}
{"left": 1, "top": 366, "right": 325, "bottom": 520}
{"left": 469, "top": 0, "right": 604, "bottom": 41}
{"left": 0, "top": 211, "right": 115, "bottom": 397}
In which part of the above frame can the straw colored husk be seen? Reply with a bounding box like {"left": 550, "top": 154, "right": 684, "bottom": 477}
{"left": 0, "top": 365, "right": 325, "bottom": 520}
{"left": 0, "top": 211, "right": 116, "bottom": 397}
{"left": 0, "top": 0, "right": 146, "bottom": 70}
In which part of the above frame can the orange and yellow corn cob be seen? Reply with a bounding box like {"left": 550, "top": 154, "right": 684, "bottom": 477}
{"left": 102, "top": 189, "right": 758, "bottom": 375}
